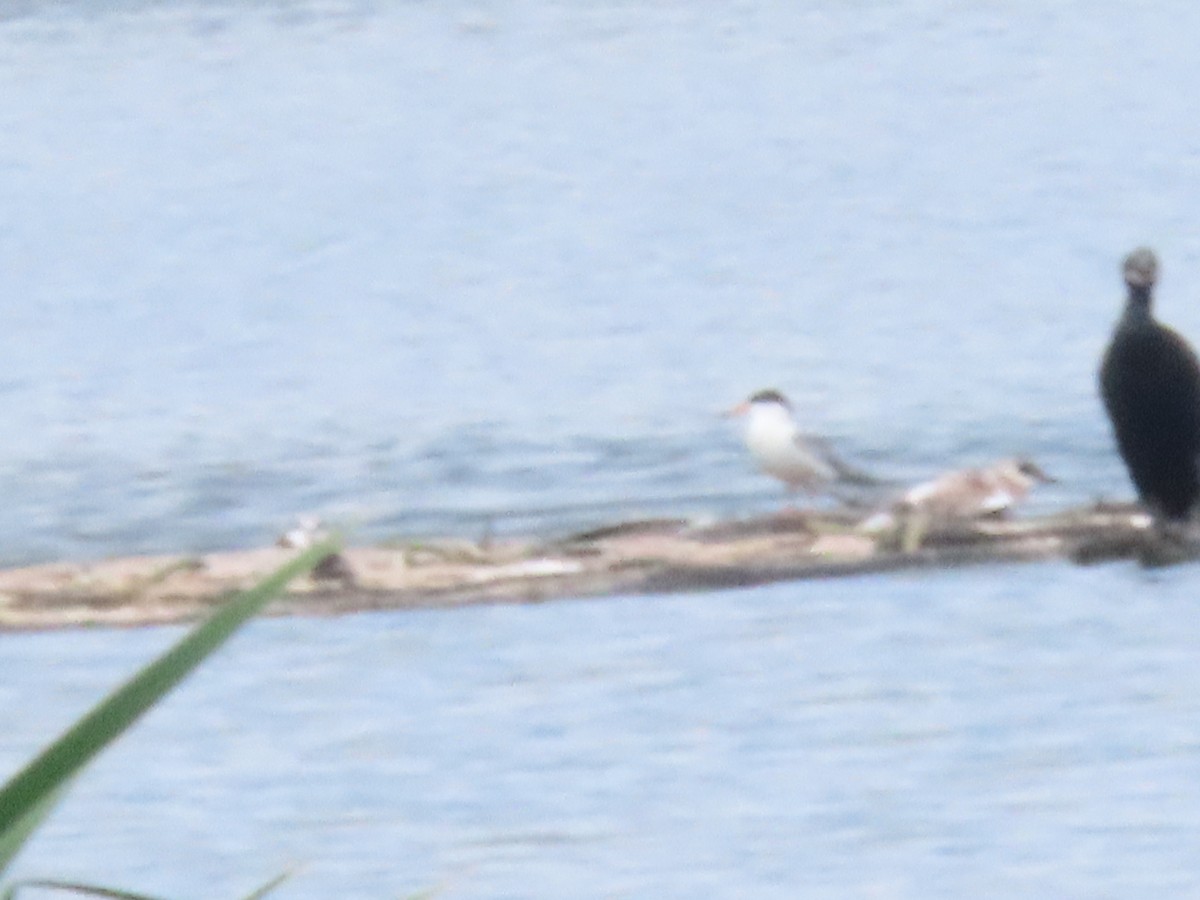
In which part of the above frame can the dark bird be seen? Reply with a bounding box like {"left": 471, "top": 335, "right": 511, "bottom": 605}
{"left": 1100, "top": 247, "right": 1200, "bottom": 525}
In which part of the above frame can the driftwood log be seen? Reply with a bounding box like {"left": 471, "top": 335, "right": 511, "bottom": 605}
{"left": 0, "top": 501, "right": 1184, "bottom": 632}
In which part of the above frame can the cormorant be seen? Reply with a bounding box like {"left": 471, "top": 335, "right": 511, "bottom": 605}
{"left": 1099, "top": 247, "right": 1200, "bottom": 523}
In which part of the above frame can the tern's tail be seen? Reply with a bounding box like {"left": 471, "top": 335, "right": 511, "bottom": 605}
{"left": 828, "top": 456, "right": 886, "bottom": 487}
{"left": 803, "top": 434, "right": 888, "bottom": 487}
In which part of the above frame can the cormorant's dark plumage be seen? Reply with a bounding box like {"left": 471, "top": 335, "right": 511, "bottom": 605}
{"left": 1100, "top": 247, "right": 1200, "bottom": 522}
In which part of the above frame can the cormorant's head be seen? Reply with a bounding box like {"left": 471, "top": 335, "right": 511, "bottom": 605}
{"left": 1123, "top": 247, "right": 1159, "bottom": 290}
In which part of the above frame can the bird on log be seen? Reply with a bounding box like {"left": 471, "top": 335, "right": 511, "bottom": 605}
{"left": 1099, "top": 247, "right": 1200, "bottom": 533}
{"left": 726, "top": 389, "right": 879, "bottom": 499}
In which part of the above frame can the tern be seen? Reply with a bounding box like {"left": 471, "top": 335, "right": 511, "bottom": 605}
{"left": 860, "top": 457, "right": 1054, "bottom": 534}
{"left": 726, "top": 389, "right": 878, "bottom": 497}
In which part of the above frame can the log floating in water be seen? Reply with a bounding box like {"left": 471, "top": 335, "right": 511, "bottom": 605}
{"left": 0, "top": 502, "right": 1190, "bottom": 632}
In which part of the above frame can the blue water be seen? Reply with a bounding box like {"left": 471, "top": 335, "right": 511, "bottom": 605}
{"left": 5, "top": 0, "right": 1200, "bottom": 896}
{"left": 6, "top": 564, "right": 1200, "bottom": 898}
{"left": 3, "top": 0, "right": 1200, "bottom": 562}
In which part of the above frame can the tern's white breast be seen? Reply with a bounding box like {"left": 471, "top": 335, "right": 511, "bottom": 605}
{"left": 744, "top": 405, "right": 834, "bottom": 486}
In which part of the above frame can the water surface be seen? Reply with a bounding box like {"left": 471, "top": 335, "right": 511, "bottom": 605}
{"left": 5, "top": 2, "right": 1200, "bottom": 896}
{"left": 6, "top": 563, "right": 1200, "bottom": 897}
{"left": 0, "top": 0, "right": 1198, "bottom": 560}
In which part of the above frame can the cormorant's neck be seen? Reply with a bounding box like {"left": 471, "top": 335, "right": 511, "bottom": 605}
{"left": 1123, "top": 284, "right": 1155, "bottom": 323}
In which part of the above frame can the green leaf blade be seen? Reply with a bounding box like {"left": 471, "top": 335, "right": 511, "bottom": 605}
{"left": 0, "top": 540, "right": 339, "bottom": 874}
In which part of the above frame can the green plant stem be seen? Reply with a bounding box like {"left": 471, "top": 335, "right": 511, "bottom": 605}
{"left": 0, "top": 540, "right": 338, "bottom": 874}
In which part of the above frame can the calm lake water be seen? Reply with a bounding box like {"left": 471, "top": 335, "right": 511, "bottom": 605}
{"left": 9, "top": 564, "right": 1200, "bottom": 898}
{"left": 5, "top": 0, "right": 1200, "bottom": 896}
{"left": 4, "top": 0, "right": 1200, "bottom": 562}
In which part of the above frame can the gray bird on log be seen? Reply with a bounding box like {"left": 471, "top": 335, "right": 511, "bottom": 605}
{"left": 1099, "top": 247, "right": 1200, "bottom": 526}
